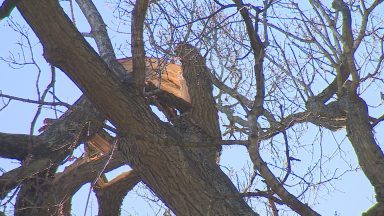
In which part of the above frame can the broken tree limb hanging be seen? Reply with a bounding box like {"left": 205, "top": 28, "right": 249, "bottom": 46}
{"left": 118, "top": 57, "right": 191, "bottom": 113}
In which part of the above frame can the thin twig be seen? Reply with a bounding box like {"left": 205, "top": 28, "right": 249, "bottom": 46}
{"left": 0, "top": 92, "right": 71, "bottom": 108}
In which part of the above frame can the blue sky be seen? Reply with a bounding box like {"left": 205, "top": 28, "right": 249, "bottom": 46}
{"left": 1, "top": 1, "right": 383, "bottom": 215}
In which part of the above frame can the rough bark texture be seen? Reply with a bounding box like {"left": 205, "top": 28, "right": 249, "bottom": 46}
{"left": 12, "top": 97, "right": 105, "bottom": 215}
{"left": 0, "top": 133, "right": 41, "bottom": 160}
{"left": 120, "top": 138, "right": 257, "bottom": 215}
{"left": 16, "top": 0, "right": 257, "bottom": 215}
{"left": 131, "top": 0, "right": 149, "bottom": 92}
{"left": 95, "top": 171, "right": 140, "bottom": 216}
{"left": 342, "top": 95, "right": 384, "bottom": 215}
{"left": 1, "top": 0, "right": 382, "bottom": 215}
{"left": 175, "top": 44, "right": 222, "bottom": 162}
{"left": 15, "top": 152, "right": 125, "bottom": 216}
{"left": 175, "top": 44, "right": 220, "bottom": 139}
{"left": 75, "top": 0, "right": 127, "bottom": 81}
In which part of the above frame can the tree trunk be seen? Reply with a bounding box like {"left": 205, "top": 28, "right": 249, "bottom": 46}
{"left": 17, "top": 0, "right": 257, "bottom": 215}
{"left": 343, "top": 95, "right": 384, "bottom": 215}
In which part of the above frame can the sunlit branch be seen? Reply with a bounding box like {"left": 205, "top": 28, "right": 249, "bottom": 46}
{"left": 76, "top": 0, "right": 128, "bottom": 80}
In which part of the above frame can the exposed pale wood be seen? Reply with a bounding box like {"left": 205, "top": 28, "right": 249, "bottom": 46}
{"left": 86, "top": 58, "right": 191, "bottom": 163}
{"left": 87, "top": 133, "right": 112, "bottom": 154}
{"left": 118, "top": 58, "right": 190, "bottom": 103}
{"left": 17, "top": 0, "right": 257, "bottom": 214}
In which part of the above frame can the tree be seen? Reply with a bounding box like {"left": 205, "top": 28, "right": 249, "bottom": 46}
{"left": 0, "top": 0, "right": 383, "bottom": 215}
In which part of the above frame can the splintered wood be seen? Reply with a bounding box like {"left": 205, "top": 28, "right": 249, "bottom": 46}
{"left": 118, "top": 57, "right": 190, "bottom": 103}
{"left": 86, "top": 58, "right": 191, "bottom": 157}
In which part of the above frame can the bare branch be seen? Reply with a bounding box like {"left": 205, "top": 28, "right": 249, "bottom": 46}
{"left": 95, "top": 170, "right": 141, "bottom": 216}
{"left": 233, "top": 0, "right": 265, "bottom": 110}
{"left": 332, "top": 0, "right": 359, "bottom": 92}
{"left": 0, "top": 97, "right": 104, "bottom": 199}
{"left": 0, "top": 133, "right": 38, "bottom": 160}
{"left": 354, "top": 0, "right": 384, "bottom": 50}
{"left": 76, "top": 0, "right": 128, "bottom": 80}
{"left": 247, "top": 139, "right": 320, "bottom": 215}
{"left": 131, "top": 0, "right": 150, "bottom": 92}
{"left": 0, "top": 92, "right": 71, "bottom": 108}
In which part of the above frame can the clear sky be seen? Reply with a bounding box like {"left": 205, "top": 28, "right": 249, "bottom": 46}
{"left": 0, "top": 1, "right": 383, "bottom": 215}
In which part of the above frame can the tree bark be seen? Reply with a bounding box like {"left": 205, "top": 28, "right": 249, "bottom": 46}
{"left": 95, "top": 171, "right": 140, "bottom": 216}
{"left": 175, "top": 44, "right": 222, "bottom": 162}
{"left": 13, "top": 97, "right": 105, "bottom": 215}
{"left": 131, "top": 0, "right": 149, "bottom": 92}
{"left": 17, "top": 0, "right": 257, "bottom": 215}
{"left": 342, "top": 95, "right": 384, "bottom": 215}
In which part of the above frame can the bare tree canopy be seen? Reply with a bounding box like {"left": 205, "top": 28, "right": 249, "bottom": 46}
{"left": 0, "top": 0, "right": 384, "bottom": 215}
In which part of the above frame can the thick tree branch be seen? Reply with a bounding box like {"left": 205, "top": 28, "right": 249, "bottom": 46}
{"left": 332, "top": 0, "right": 359, "bottom": 92}
{"left": 174, "top": 44, "right": 222, "bottom": 162}
{"left": 121, "top": 137, "right": 258, "bottom": 215}
{"left": 12, "top": 152, "right": 125, "bottom": 215}
{"left": 131, "top": 0, "right": 150, "bottom": 92}
{"left": 233, "top": 0, "right": 265, "bottom": 110}
{"left": 76, "top": 0, "right": 127, "bottom": 81}
{"left": 174, "top": 44, "right": 221, "bottom": 139}
{"left": 95, "top": 170, "right": 141, "bottom": 216}
{"left": 0, "top": 158, "right": 50, "bottom": 199}
{"left": 18, "top": 0, "right": 171, "bottom": 138}
{"left": 17, "top": 1, "right": 257, "bottom": 214}
{"left": 341, "top": 95, "right": 384, "bottom": 213}
{"left": 1, "top": 97, "right": 104, "bottom": 201}
{"left": 247, "top": 129, "right": 321, "bottom": 216}
{"left": 0, "top": 133, "right": 38, "bottom": 160}
{"left": 53, "top": 152, "right": 125, "bottom": 197}
{"left": 0, "top": 0, "right": 20, "bottom": 20}
{"left": 0, "top": 92, "right": 71, "bottom": 108}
